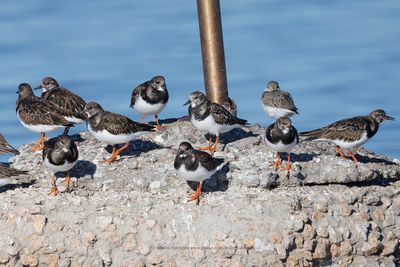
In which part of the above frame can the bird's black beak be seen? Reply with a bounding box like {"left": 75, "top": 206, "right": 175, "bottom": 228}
{"left": 34, "top": 85, "right": 42, "bottom": 90}
{"left": 183, "top": 100, "right": 190, "bottom": 106}
{"left": 386, "top": 115, "right": 395, "bottom": 120}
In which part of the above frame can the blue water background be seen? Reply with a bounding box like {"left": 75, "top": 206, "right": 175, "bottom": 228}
{"left": 0, "top": 0, "right": 399, "bottom": 160}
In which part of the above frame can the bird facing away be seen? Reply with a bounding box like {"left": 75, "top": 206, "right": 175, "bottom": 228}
{"left": 174, "top": 142, "right": 224, "bottom": 205}
{"left": 184, "top": 91, "right": 248, "bottom": 155}
{"left": 265, "top": 117, "right": 299, "bottom": 174}
{"left": 0, "top": 163, "right": 28, "bottom": 179}
{"left": 35, "top": 77, "right": 86, "bottom": 135}
{"left": 43, "top": 135, "right": 79, "bottom": 196}
{"left": 300, "top": 109, "right": 394, "bottom": 162}
{"left": 261, "top": 81, "right": 299, "bottom": 119}
{"left": 0, "top": 134, "right": 19, "bottom": 155}
{"left": 16, "top": 83, "right": 73, "bottom": 151}
{"left": 130, "top": 75, "right": 169, "bottom": 130}
{"left": 82, "top": 102, "right": 155, "bottom": 164}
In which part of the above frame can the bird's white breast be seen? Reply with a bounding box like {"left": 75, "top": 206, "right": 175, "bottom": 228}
{"left": 265, "top": 136, "right": 298, "bottom": 153}
{"left": 88, "top": 125, "right": 144, "bottom": 145}
{"left": 44, "top": 157, "right": 77, "bottom": 173}
{"left": 17, "top": 112, "right": 64, "bottom": 133}
{"left": 262, "top": 104, "right": 295, "bottom": 119}
{"left": 64, "top": 116, "right": 84, "bottom": 124}
{"left": 191, "top": 114, "right": 236, "bottom": 136}
{"left": 177, "top": 164, "right": 218, "bottom": 183}
{"left": 133, "top": 95, "right": 166, "bottom": 116}
{"left": 324, "top": 132, "right": 369, "bottom": 149}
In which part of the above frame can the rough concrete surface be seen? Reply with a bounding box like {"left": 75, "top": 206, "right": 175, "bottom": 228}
{"left": 1, "top": 121, "right": 399, "bottom": 266}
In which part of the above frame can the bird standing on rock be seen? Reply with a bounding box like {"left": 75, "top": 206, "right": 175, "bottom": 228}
{"left": 184, "top": 91, "right": 247, "bottom": 155}
{"left": 130, "top": 75, "right": 169, "bottom": 130}
{"left": 43, "top": 135, "right": 78, "bottom": 196}
{"left": 0, "top": 133, "right": 20, "bottom": 155}
{"left": 16, "top": 83, "right": 73, "bottom": 151}
{"left": 265, "top": 117, "right": 299, "bottom": 174}
{"left": 174, "top": 142, "right": 224, "bottom": 205}
{"left": 82, "top": 102, "right": 155, "bottom": 164}
{"left": 300, "top": 109, "right": 394, "bottom": 162}
{"left": 261, "top": 81, "right": 299, "bottom": 119}
{"left": 35, "top": 77, "right": 86, "bottom": 135}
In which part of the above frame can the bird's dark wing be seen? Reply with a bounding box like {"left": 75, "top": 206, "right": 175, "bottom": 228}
{"left": 210, "top": 103, "right": 247, "bottom": 125}
{"left": 0, "top": 163, "right": 27, "bottom": 178}
{"left": 300, "top": 116, "right": 368, "bottom": 142}
{"left": 18, "top": 100, "right": 73, "bottom": 127}
{"left": 130, "top": 82, "right": 147, "bottom": 107}
{"left": 101, "top": 112, "right": 155, "bottom": 135}
{"left": 194, "top": 150, "right": 224, "bottom": 171}
{"left": 43, "top": 88, "right": 86, "bottom": 119}
{"left": 0, "top": 134, "right": 19, "bottom": 155}
{"left": 264, "top": 90, "right": 298, "bottom": 113}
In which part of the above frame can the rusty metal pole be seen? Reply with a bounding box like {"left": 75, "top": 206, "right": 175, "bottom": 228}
{"left": 197, "top": 0, "right": 231, "bottom": 107}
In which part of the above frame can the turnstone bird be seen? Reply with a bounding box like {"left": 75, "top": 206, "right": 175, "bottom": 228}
{"left": 35, "top": 77, "right": 86, "bottom": 135}
{"left": 43, "top": 135, "right": 78, "bottom": 196}
{"left": 0, "top": 163, "right": 27, "bottom": 178}
{"left": 261, "top": 81, "right": 299, "bottom": 119}
{"left": 265, "top": 117, "right": 299, "bottom": 173}
{"left": 300, "top": 109, "right": 394, "bottom": 162}
{"left": 174, "top": 142, "right": 224, "bottom": 205}
{"left": 184, "top": 91, "right": 248, "bottom": 155}
{"left": 0, "top": 133, "right": 19, "bottom": 155}
{"left": 16, "top": 83, "right": 73, "bottom": 151}
{"left": 82, "top": 102, "right": 155, "bottom": 163}
{"left": 129, "top": 75, "right": 169, "bottom": 130}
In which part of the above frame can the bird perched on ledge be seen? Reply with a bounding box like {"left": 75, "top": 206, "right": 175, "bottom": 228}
{"left": 130, "top": 75, "right": 169, "bottom": 130}
{"left": 300, "top": 109, "right": 394, "bottom": 162}
{"left": 43, "top": 135, "right": 78, "bottom": 196}
{"left": 0, "top": 134, "right": 19, "bottom": 155}
{"left": 35, "top": 77, "right": 86, "bottom": 135}
{"left": 16, "top": 83, "right": 73, "bottom": 151}
{"left": 184, "top": 91, "right": 247, "bottom": 155}
{"left": 174, "top": 142, "right": 224, "bottom": 205}
{"left": 83, "top": 102, "right": 155, "bottom": 164}
{"left": 265, "top": 117, "right": 299, "bottom": 174}
{"left": 261, "top": 81, "right": 299, "bottom": 119}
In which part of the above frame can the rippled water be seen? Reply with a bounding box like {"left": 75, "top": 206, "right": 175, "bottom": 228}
{"left": 0, "top": 0, "right": 399, "bottom": 160}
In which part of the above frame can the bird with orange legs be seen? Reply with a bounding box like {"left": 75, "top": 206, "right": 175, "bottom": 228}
{"left": 300, "top": 109, "right": 394, "bottom": 162}
{"left": 43, "top": 135, "right": 78, "bottom": 196}
{"left": 265, "top": 117, "right": 299, "bottom": 174}
{"left": 184, "top": 91, "right": 247, "bottom": 155}
{"left": 174, "top": 142, "right": 224, "bottom": 205}
{"left": 16, "top": 83, "right": 73, "bottom": 151}
{"left": 130, "top": 76, "right": 169, "bottom": 130}
{"left": 82, "top": 102, "right": 155, "bottom": 164}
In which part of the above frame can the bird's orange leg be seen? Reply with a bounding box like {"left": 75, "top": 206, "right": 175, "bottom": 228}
{"left": 32, "top": 132, "right": 45, "bottom": 151}
{"left": 209, "top": 135, "right": 220, "bottom": 155}
{"left": 198, "top": 137, "right": 214, "bottom": 152}
{"left": 48, "top": 176, "right": 59, "bottom": 196}
{"left": 61, "top": 171, "right": 73, "bottom": 189}
{"left": 347, "top": 150, "right": 359, "bottom": 162}
{"left": 272, "top": 152, "right": 282, "bottom": 170}
{"left": 104, "top": 143, "right": 129, "bottom": 164}
{"left": 188, "top": 182, "right": 202, "bottom": 205}
{"left": 336, "top": 146, "right": 348, "bottom": 160}
{"left": 155, "top": 115, "right": 167, "bottom": 130}
{"left": 141, "top": 115, "right": 146, "bottom": 124}
{"left": 283, "top": 154, "right": 292, "bottom": 174}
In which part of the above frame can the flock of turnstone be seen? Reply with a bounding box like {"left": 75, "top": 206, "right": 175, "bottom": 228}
{"left": 0, "top": 76, "right": 394, "bottom": 204}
